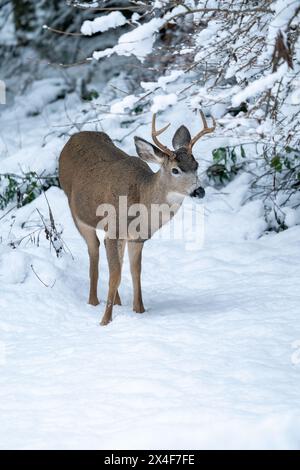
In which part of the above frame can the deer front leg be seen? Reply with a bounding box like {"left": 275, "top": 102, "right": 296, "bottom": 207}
{"left": 128, "top": 241, "right": 145, "bottom": 314}
{"left": 104, "top": 239, "right": 125, "bottom": 306}
{"left": 101, "top": 239, "right": 122, "bottom": 326}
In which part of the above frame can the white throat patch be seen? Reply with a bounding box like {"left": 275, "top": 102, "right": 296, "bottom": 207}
{"left": 167, "top": 191, "right": 185, "bottom": 205}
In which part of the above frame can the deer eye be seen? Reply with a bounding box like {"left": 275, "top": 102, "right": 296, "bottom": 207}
{"left": 172, "top": 168, "right": 180, "bottom": 175}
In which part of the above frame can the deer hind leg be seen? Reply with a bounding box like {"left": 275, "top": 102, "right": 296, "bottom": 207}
{"left": 101, "top": 239, "right": 124, "bottom": 326}
{"left": 76, "top": 219, "right": 100, "bottom": 306}
{"left": 128, "top": 241, "right": 145, "bottom": 314}
{"left": 114, "top": 290, "right": 122, "bottom": 306}
{"left": 104, "top": 239, "right": 125, "bottom": 306}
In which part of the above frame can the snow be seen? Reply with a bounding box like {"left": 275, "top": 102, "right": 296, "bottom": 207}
{"left": 1, "top": 180, "right": 300, "bottom": 449}
{"left": 0, "top": 80, "right": 5, "bottom": 105}
{"left": 93, "top": 18, "right": 165, "bottom": 62}
{"left": 110, "top": 95, "right": 139, "bottom": 114}
{"left": 266, "top": 0, "right": 300, "bottom": 58}
{"left": 0, "top": 249, "right": 27, "bottom": 284}
{"left": 0, "top": 141, "right": 60, "bottom": 175}
{"left": 180, "top": 48, "right": 194, "bottom": 55}
{"left": 282, "top": 207, "right": 300, "bottom": 228}
{"left": 232, "top": 64, "right": 288, "bottom": 107}
{"left": 195, "top": 20, "right": 219, "bottom": 46}
{"left": 141, "top": 71, "right": 184, "bottom": 92}
{"left": 1, "top": 68, "right": 300, "bottom": 450}
{"left": 12, "top": 78, "right": 71, "bottom": 118}
{"left": 291, "top": 341, "right": 300, "bottom": 365}
{"left": 151, "top": 94, "right": 178, "bottom": 113}
{"left": 153, "top": 0, "right": 165, "bottom": 7}
{"left": 81, "top": 12, "right": 127, "bottom": 36}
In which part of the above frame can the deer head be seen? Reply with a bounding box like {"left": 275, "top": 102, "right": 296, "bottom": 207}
{"left": 134, "top": 110, "right": 216, "bottom": 198}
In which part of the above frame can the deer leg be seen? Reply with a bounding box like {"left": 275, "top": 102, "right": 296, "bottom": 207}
{"left": 101, "top": 239, "right": 122, "bottom": 326}
{"left": 114, "top": 290, "right": 122, "bottom": 306}
{"left": 114, "top": 239, "right": 126, "bottom": 305}
{"left": 88, "top": 237, "right": 100, "bottom": 306}
{"left": 76, "top": 220, "right": 100, "bottom": 306}
{"left": 128, "top": 241, "right": 145, "bottom": 314}
{"left": 104, "top": 239, "right": 125, "bottom": 306}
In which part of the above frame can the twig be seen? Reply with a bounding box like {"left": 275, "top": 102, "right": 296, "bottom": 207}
{"left": 43, "top": 25, "right": 83, "bottom": 36}
{"left": 31, "top": 264, "right": 56, "bottom": 288}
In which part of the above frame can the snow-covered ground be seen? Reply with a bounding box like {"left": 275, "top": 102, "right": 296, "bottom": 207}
{"left": 1, "top": 79, "right": 300, "bottom": 450}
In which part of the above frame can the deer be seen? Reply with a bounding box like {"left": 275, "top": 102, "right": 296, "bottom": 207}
{"left": 59, "top": 111, "right": 216, "bottom": 325}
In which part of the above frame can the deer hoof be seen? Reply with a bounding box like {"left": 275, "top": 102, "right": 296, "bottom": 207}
{"left": 100, "top": 317, "right": 111, "bottom": 326}
{"left": 89, "top": 297, "right": 100, "bottom": 306}
{"left": 133, "top": 304, "right": 145, "bottom": 314}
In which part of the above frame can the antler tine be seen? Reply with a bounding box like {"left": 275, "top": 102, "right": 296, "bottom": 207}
{"left": 199, "top": 109, "right": 208, "bottom": 128}
{"left": 189, "top": 110, "right": 216, "bottom": 151}
{"left": 154, "top": 122, "right": 171, "bottom": 136}
{"left": 152, "top": 114, "right": 174, "bottom": 159}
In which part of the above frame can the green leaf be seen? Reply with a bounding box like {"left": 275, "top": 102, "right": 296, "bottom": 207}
{"left": 230, "top": 148, "right": 237, "bottom": 164}
{"left": 283, "top": 157, "right": 291, "bottom": 169}
{"left": 271, "top": 156, "right": 282, "bottom": 172}
{"left": 133, "top": 105, "right": 144, "bottom": 114}
{"left": 212, "top": 147, "right": 227, "bottom": 163}
{"left": 240, "top": 145, "right": 246, "bottom": 159}
{"left": 82, "top": 90, "right": 99, "bottom": 101}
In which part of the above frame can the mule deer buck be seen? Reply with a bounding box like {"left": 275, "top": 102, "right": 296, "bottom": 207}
{"left": 59, "top": 111, "right": 215, "bottom": 325}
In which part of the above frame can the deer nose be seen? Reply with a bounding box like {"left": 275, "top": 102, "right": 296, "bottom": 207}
{"left": 190, "top": 186, "right": 205, "bottom": 199}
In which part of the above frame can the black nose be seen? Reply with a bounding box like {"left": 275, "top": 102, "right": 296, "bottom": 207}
{"left": 190, "top": 186, "right": 205, "bottom": 199}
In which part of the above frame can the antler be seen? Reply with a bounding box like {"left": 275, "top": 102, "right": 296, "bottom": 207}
{"left": 188, "top": 110, "right": 216, "bottom": 152}
{"left": 152, "top": 114, "right": 175, "bottom": 159}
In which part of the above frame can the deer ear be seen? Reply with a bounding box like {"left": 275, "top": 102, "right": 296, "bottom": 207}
{"left": 172, "top": 125, "right": 191, "bottom": 150}
{"left": 134, "top": 137, "right": 166, "bottom": 164}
